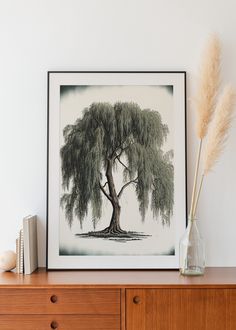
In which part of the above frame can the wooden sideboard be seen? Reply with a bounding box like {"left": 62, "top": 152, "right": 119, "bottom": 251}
{"left": 0, "top": 268, "right": 236, "bottom": 329}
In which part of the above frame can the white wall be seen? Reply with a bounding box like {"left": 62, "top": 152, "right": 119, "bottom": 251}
{"left": 0, "top": 0, "right": 235, "bottom": 267}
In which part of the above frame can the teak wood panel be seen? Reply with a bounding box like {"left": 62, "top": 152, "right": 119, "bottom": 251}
{"left": 0, "top": 288, "right": 120, "bottom": 315}
{"left": 0, "top": 315, "right": 120, "bottom": 330}
{"left": 1, "top": 268, "right": 236, "bottom": 287}
{"left": 126, "top": 288, "right": 236, "bottom": 330}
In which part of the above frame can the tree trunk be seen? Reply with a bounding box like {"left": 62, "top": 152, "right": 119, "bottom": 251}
{"left": 108, "top": 202, "right": 122, "bottom": 232}
{"left": 104, "top": 159, "right": 125, "bottom": 233}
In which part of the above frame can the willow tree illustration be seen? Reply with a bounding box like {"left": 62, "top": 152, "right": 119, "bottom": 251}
{"left": 60, "top": 102, "right": 174, "bottom": 240}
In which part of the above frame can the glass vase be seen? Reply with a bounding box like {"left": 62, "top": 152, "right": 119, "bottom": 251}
{"left": 179, "top": 217, "right": 205, "bottom": 275}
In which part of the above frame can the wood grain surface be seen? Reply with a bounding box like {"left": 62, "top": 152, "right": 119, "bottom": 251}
{"left": 0, "top": 315, "right": 120, "bottom": 330}
{"left": 1, "top": 268, "right": 236, "bottom": 330}
{"left": 0, "top": 288, "right": 120, "bottom": 314}
{"left": 0, "top": 268, "right": 236, "bottom": 288}
{"left": 126, "top": 288, "right": 236, "bottom": 330}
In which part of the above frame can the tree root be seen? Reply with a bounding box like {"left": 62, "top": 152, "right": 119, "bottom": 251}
{"left": 92, "top": 226, "right": 127, "bottom": 236}
{"left": 76, "top": 228, "right": 150, "bottom": 240}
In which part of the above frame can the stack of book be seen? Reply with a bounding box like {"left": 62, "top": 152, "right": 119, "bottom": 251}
{"left": 16, "top": 215, "right": 38, "bottom": 275}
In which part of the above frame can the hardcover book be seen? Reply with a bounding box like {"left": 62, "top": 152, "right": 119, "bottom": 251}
{"left": 23, "top": 215, "right": 38, "bottom": 274}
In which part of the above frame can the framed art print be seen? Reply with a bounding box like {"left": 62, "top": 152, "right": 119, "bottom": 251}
{"left": 47, "top": 71, "right": 186, "bottom": 269}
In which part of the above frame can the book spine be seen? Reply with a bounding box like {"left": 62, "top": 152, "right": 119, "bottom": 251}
{"left": 15, "top": 238, "right": 20, "bottom": 274}
{"left": 23, "top": 219, "right": 30, "bottom": 274}
{"left": 19, "top": 229, "right": 24, "bottom": 274}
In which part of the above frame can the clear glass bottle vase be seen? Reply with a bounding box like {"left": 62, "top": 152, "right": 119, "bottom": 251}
{"left": 179, "top": 217, "right": 205, "bottom": 275}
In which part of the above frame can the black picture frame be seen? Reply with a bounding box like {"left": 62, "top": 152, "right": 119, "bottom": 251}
{"left": 46, "top": 71, "right": 187, "bottom": 270}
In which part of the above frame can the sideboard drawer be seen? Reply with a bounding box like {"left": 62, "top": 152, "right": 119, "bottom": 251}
{"left": 0, "top": 289, "right": 120, "bottom": 315}
{"left": 0, "top": 315, "right": 120, "bottom": 330}
{"left": 126, "top": 288, "right": 236, "bottom": 330}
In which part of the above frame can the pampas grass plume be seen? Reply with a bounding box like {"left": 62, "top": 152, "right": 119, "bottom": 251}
{"left": 204, "top": 85, "right": 236, "bottom": 174}
{"left": 189, "top": 35, "right": 221, "bottom": 218}
{"left": 195, "top": 35, "right": 221, "bottom": 139}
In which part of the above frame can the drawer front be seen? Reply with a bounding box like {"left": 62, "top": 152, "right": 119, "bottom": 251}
{"left": 126, "top": 288, "right": 236, "bottom": 330}
{"left": 0, "top": 289, "right": 120, "bottom": 315}
{"left": 0, "top": 315, "right": 120, "bottom": 330}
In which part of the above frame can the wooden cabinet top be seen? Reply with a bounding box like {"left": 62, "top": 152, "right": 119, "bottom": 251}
{"left": 0, "top": 268, "right": 236, "bottom": 289}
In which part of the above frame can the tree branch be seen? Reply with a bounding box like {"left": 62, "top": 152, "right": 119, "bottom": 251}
{"left": 110, "top": 142, "right": 123, "bottom": 159}
{"left": 118, "top": 177, "right": 138, "bottom": 199}
{"left": 115, "top": 142, "right": 134, "bottom": 159}
{"left": 102, "top": 181, "right": 108, "bottom": 188}
{"left": 116, "top": 156, "right": 131, "bottom": 173}
{"left": 99, "top": 182, "right": 112, "bottom": 202}
{"left": 111, "top": 140, "right": 135, "bottom": 160}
